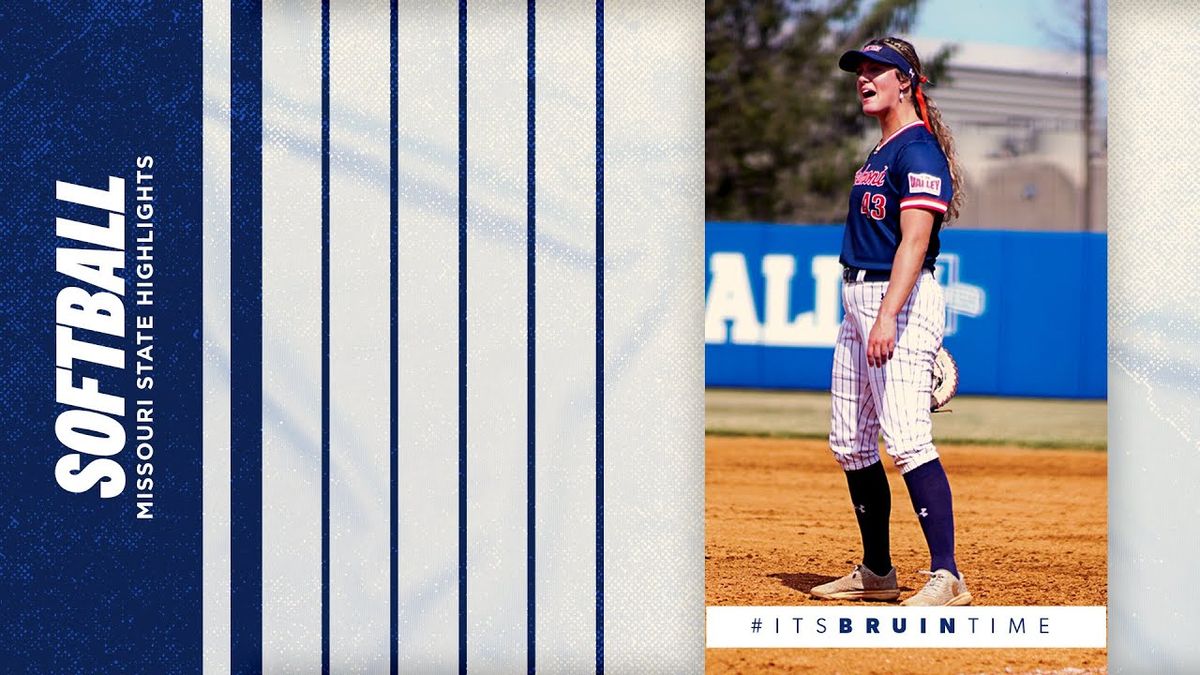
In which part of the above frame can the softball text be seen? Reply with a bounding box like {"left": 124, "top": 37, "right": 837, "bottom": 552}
{"left": 54, "top": 175, "right": 129, "bottom": 498}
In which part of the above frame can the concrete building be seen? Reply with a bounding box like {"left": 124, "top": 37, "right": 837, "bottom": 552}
{"left": 893, "top": 38, "right": 1107, "bottom": 231}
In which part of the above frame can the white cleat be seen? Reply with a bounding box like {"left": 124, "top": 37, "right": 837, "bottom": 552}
{"left": 901, "top": 569, "right": 973, "bottom": 606}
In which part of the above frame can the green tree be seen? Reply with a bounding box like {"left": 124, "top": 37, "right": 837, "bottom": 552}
{"left": 706, "top": 0, "right": 951, "bottom": 223}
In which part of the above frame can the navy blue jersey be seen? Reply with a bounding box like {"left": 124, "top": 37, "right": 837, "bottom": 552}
{"left": 840, "top": 120, "right": 952, "bottom": 270}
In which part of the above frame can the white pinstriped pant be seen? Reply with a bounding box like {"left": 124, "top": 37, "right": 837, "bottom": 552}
{"left": 830, "top": 270, "right": 945, "bottom": 473}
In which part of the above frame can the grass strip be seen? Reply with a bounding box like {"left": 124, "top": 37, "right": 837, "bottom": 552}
{"left": 704, "top": 428, "right": 1107, "bottom": 451}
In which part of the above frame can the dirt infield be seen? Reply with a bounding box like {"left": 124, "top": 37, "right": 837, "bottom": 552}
{"left": 706, "top": 436, "right": 1107, "bottom": 674}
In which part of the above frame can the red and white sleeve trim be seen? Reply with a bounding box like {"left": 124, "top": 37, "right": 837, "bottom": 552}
{"left": 900, "top": 196, "right": 949, "bottom": 213}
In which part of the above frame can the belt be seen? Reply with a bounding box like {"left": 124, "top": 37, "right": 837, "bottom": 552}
{"left": 842, "top": 266, "right": 892, "bottom": 283}
{"left": 841, "top": 266, "right": 936, "bottom": 283}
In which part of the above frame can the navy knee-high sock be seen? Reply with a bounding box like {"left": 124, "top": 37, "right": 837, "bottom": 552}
{"left": 902, "top": 458, "right": 959, "bottom": 577}
{"left": 844, "top": 461, "right": 892, "bottom": 576}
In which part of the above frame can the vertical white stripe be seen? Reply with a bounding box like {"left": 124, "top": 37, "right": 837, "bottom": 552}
{"left": 466, "top": 2, "right": 527, "bottom": 671}
{"left": 202, "top": 1, "right": 232, "bottom": 671}
{"left": 261, "top": 2, "right": 322, "bottom": 670}
{"left": 395, "top": 2, "right": 459, "bottom": 670}
{"left": 604, "top": 2, "right": 704, "bottom": 671}
{"left": 535, "top": 0, "right": 598, "bottom": 670}
{"left": 1110, "top": 6, "right": 1200, "bottom": 668}
{"left": 329, "top": 3, "right": 392, "bottom": 670}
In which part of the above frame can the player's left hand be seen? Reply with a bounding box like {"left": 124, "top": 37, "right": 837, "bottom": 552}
{"left": 867, "top": 315, "right": 897, "bottom": 367}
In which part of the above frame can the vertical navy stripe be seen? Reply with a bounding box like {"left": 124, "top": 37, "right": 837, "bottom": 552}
{"left": 526, "top": 0, "right": 537, "bottom": 672}
{"left": 458, "top": 1, "right": 469, "bottom": 672}
{"left": 389, "top": 1, "right": 400, "bottom": 673}
{"left": 230, "top": 1, "right": 262, "bottom": 671}
{"left": 320, "top": 1, "right": 332, "bottom": 673}
{"left": 594, "top": 1, "right": 605, "bottom": 673}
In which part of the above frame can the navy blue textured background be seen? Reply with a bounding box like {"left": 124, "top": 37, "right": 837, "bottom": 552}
{"left": 0, "top": 2, "right": 202, "bottom": 671}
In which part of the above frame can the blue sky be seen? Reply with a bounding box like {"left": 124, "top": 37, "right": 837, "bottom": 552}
{"left": 910, "top": 0, "right": 1101, "bottom": 53}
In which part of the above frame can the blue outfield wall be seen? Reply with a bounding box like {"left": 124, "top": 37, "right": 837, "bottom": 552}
{"left": 705, "top": 222, "right": 1107, "bottom": 399}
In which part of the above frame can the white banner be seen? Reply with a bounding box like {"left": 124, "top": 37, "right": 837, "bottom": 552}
{"left": 707, "top": 606, "right": 1107, "bottom": 649}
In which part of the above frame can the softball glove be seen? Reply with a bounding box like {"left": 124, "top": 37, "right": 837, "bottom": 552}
{"left": 931, "top": 346, "right": 959, "bottom": 411}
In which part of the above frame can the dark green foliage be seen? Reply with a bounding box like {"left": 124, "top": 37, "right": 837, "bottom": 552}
{"left": 706, "top": 0, "right": 951, "bottom": 223}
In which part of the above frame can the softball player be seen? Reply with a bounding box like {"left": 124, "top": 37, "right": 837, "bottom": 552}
{"left": 809, "top": 37, "right": 971, "bottom": 606}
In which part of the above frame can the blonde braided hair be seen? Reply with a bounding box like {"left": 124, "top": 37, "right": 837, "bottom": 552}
{"left": 876, "top": 37, "right": 964, "bottom": 222}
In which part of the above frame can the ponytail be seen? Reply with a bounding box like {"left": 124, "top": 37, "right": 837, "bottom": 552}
{"left": 879, "top": 37, "right": 965, "bottom": 222}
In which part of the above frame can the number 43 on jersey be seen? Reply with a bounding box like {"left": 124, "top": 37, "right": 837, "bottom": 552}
{"left": 860, "top": 192, "right": 886, "bottom": 219}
